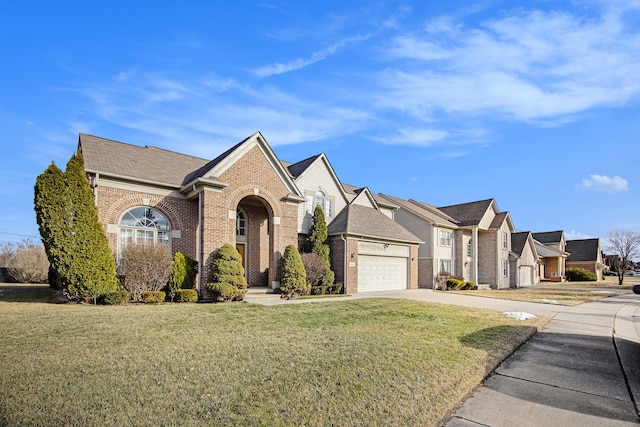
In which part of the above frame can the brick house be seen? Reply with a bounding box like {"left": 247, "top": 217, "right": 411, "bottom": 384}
{"left": 566, "top": 238, "right": 607, "bottom": 280}
{"left": 80, "top": 132, "right": 420, "bottom": 298}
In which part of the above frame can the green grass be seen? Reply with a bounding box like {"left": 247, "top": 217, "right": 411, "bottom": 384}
{"left": 454, "top": 287, "right": 624, "bottom": 306}
{"left": 0, "top": 284, "right": 547, "bottom": 426}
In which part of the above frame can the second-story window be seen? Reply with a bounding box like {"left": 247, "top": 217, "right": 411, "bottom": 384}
{"left": 502, "top": 232, "right": 508, "bottom": 249}
{"left": 306, "top": 190, "right": 334, "bottom": 219}
{"left": 439, "top": 230, "right": 452, "bottom": 247}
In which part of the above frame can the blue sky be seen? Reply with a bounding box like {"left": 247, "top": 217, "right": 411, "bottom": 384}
{"left": 1, "top": 0, "right": 639, "bottom": 250}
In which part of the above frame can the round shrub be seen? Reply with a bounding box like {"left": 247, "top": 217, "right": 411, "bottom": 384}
{"left": 566, "top": 267, "right": 597, "bottom": 282}
{"left": 141, "top": 291, "right": 166, "bottom": 303}
{"left": 99, "top": 290, "right": 131, "bottom": 305}
{"left": 206, "top": 244, "right": 247, "bottom": 302}
{"left": 174, "top": 289, "right": 198, "bottom": 303}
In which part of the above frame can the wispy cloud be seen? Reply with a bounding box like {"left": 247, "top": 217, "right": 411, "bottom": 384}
{"left": 252, "top": 34, "right": 371, "bottom": 78}
{"left": 377, "top": 4, "right": 640, "bottom": 123}
{"left": 578, "top": 174, "right": 628, "bottom": 193}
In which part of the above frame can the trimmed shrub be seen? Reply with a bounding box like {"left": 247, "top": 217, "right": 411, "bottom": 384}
{"left": 566, "top": 267, "right": 597, "bottom": 282}
{"left": 168, "top": 252, "right": 198, "bottom": 296}
{"left": 206, "top": 243, "right": 247, "bottom": 302}
{"left": 434, "top": 272, "right": 451, "bottom": 291}
{"left": 120, "top": 243, "right": 173, "bottom": 302}
{"left": 207, "top": 282, "right": 238, "bottom": 302}
{"left": 277, "top": 245, "right": 308, "bottom": 298}
{"left": 174, "top": 289, "right": 198, "bottom": 303}
{"left": 328, "top": 282, "right": 343, "bottom": 294}
{"left": 301, "top": 252, "right": 330, "bottom": 295}
{"left": 446, "top": 278, "right": 475, "bottom": 290}
{"left": 141, "top": 291, "right": 166, "bottom": 303}
{"left": 99, "top": 290, "right": 131, "bottom": 305}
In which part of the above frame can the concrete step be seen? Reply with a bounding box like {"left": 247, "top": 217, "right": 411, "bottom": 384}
{"left": 476, "top": 284, "right": 492, "bottom": 290}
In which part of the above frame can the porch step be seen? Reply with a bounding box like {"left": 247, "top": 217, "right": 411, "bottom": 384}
{"left": 245, "top": 287, "right": 275, "bottom": 295}
{"left": 476, "top": 284, "right": 492, "bottom": 290}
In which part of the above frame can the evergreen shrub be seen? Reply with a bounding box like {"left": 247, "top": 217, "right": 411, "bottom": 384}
{"left": 174, "top": 289, "right": 198, "bottom": 303}
{"left": 206, "top": 243, "right": 247, "bottom": 302}
{"left": 99, "top": 290, "right": 131, "bottom": 305}
{"left": 277, "top": 245, "right": 308, "bottom": 298}
{"left": 141, "top": 291, "right": 166, "bottom": 303}
{"left": 566, "top": 267, "right": 597, "bottom": 281}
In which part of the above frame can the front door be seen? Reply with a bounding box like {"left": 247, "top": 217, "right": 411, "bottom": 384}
{"left": 236, "top": 243, "right": 246, "bottom": 277}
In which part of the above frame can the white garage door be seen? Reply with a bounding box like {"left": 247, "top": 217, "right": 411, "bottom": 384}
{"left": 519, "top": 266, "right": 533, "bottom": 287}
{"left": 358, "top": 255, "right": 408, "bottom": 292}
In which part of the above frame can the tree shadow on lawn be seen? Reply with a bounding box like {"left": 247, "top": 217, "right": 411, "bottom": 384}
{"left": 0, "top": 284, "right": 53, "bottom": 303}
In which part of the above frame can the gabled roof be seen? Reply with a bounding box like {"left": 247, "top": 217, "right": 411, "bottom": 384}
{"left": 511, "top": 232, "right": 531, "bottom": 257}
{"left": 327, "top": 204, "right": 422, "bottom": 244}
{"left": 285, "top": 153, "right": 349, "bottom": 204}
{"left": 80, "top": 133, "right": 210, "bottom": 188}
{"left": 566, "top": 239, "right": 601, "bottom": 262}
{"left": 438, "top": 199, "right": 495, "bottom": 227}
{"left": 285, "top": 154, "right": 320, "bottom": 178}
{"left": 489, "top": 211, "right": 515, "bottom": 232}
{"left": 532, "top": 231, "right": 564, "bottom": 244}
{"left": 379, "top": 194, "right": 458, "bottom": 228}
{"left": 350, "top": 187, "right": 379, "bottom": 209}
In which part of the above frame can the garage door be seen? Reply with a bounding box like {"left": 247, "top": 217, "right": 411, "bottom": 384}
{"left": 518, "top": 266, "right": 533, "bottom": 287}
{"left": 358, "top": 255, "right": 408, "bottom": 292}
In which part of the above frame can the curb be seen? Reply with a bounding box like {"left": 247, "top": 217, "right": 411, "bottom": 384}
{"left": 614, "top": 300, "right": 640, "bottom": 416}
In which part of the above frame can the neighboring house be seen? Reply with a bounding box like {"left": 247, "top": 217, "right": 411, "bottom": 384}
{"left": 284, "top": 155, "right": 422, "bottom": 293}
{"left": 435, "top": 199, "right": 516, "bottom": 289}
{"left": 566, "top": 238, "right": 607, "bottom": 280}
{"left": 532, "top": 231, "right": 569, "bottom": 282}
{"left": 510, "top": 232, "right": 540, "bottom": 287}
{"left": 377, "top": 194, "right": 460, "bottom": 288}
{"left": 81, "top": 132, "right": 420, "bottom": 297}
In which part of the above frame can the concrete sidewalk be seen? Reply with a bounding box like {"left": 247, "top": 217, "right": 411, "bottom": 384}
{"left": 245, "top": 288, "right": 640, "bottom": 425}
{"left": 446, "top": 294, "right": 640, "bottom": 426}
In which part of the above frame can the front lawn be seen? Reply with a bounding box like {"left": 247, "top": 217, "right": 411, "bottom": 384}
{"left": 0, "top": 284, "right": 546, "bottom": 426}
{"left": 454, "top": 287, "right": 625, "bottom": 306}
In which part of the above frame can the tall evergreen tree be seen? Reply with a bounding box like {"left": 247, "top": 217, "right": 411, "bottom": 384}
{"left": 34, "top": 153, "right": 120, "bottom": 300}
{"left": 305, "top": 205, "right": 330, "bottom": 260}
{"left": 63, "top": 153, "right": 120, "bottom": 300}
{"left": 304, "top": 205, "right": 335, "bottom": 289}
{"left": 34, "top": 162, "right": 72, "bottom": 289}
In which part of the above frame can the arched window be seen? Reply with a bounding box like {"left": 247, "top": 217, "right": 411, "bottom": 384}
{"left": 118, "top": 207, "right": 171, "bottom": 254}
{"left": 306, "top": 190, "right": 333, "bottom": 218}
{"left": 236, "top": 208, "right": 246, "bottom": 237}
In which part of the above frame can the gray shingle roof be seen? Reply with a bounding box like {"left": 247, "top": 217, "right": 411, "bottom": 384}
{"left": 532, "top": 231, "right": 564, "bottom": 244}
{"left": 437, "top": 199, "right": 494, "bottom": 227}
{"left": 327, "top": 204, "right": 422, "bottom": 243}
{"left": 286, "top": 155, "right": 320, "bottom": 178}
{"left": 566, "top": 239, "right": 600, "bottom": 262}
{"left": 80, "top": 133, "right": 211, "bottom": 187}
{"left": 379, "top": 194, "right": 458, "bottom": 227}
{"left": 490, "top": 212, "right": 509, "bottom": 229}
{"left": 511, "top": 232, "right": 531, "bottom": 256}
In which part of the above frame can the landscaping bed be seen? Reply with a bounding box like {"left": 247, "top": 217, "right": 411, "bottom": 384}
{"left": 0, "top": 284, "right": 547, "bottom": 426}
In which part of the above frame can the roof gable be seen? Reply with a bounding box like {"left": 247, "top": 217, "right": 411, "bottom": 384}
{"left": 511, "top": 231, "right": 538, "bottom": 258}
{"left": 379, "top": 194, "right": 458, "bottom": 228}
{"left": 489, "top": 211, "right": 515, "bottom": 232}
{"left": 350, "top": 187, "right": 378, "bottom": 209}
{"left": 288, "top": 153, "right": 349, "bottom": 205}
{"left": 186, "top": 132, "right": 303, "bottom": 199}
{"left": 438, "top": 199, "right": 496, "bottom": 227}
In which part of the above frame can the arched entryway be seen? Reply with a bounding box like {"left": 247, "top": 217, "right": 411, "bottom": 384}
{"left": 236, "top": 196, "right": 272, "bottom": 287}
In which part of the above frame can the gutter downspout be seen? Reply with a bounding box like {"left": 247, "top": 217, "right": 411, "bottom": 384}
{"left": 340, "top": 234, "right": 347, "bottom": 294}
{"left": 472, "top": 227, "right": 479, "bottom": 286}
{"left": 197, "top": 189, "right": 202, "bottom": 296}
